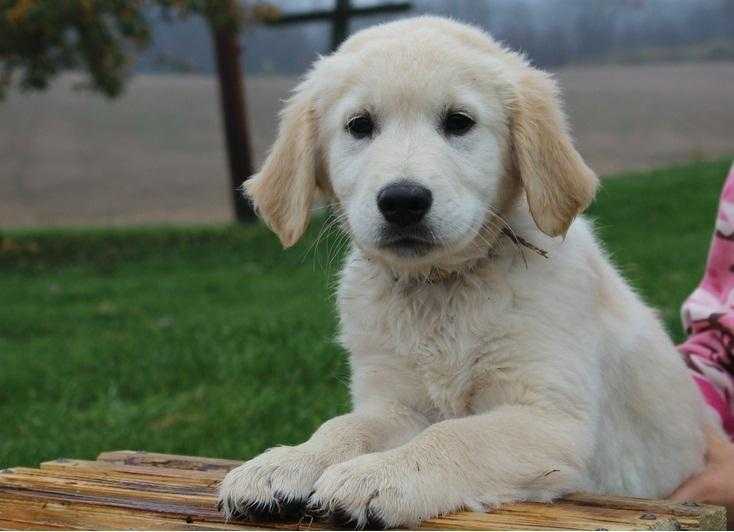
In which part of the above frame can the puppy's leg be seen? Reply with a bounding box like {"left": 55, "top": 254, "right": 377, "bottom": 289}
{"left": 311, "top": 404, "right": 593, "bottom": 528}
{"left": 218, "top": 403, "right": 427, "bottom": 521}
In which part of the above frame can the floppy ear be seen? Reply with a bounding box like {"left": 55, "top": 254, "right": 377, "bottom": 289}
{"left": 511, "top": 68, "right": 598, "bottom": 237}
{"left": 243, "top": 82, "right": 321, "bottom": 248}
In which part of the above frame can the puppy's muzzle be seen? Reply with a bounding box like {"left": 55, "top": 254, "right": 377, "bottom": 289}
{"left": 377, "top": 181, "right": 433, "bottom": 228}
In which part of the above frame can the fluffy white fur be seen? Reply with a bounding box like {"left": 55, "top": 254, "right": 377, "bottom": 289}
{"left": 218, "top": 16, "right": 708, "bottom": 528}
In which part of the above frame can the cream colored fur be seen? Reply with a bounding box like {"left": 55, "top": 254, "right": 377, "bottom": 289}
{"left": 221, "top": 16, "right": 707, "bottom": 528}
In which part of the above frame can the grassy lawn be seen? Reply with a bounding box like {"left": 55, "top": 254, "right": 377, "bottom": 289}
{"left": 1, "top": 158, "right": 730, "bottom": 469}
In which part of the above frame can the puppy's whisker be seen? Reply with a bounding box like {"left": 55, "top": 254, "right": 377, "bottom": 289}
{"left": 304, "top": 211, "right": 337, "bottom": 265}
{"left": 321, "top": 220, "right": 350, "bottom": 274}
{"left": 305, "top": 204, "right": 349, "bottom": 274}
{"left": 328, "top": 232, "right": 351, "bottom": 271}
{"left": 323, "top": 231, "right": 346, "bottom": 274}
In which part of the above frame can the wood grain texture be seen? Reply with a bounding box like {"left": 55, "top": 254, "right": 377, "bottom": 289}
{"left": 97, "top": 450, "right": 241, "bottom": 472}
{"left": 0, "top": 451, "right": 725, "bottom": 530}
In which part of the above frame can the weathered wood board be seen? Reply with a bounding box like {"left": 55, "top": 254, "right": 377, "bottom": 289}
{"left": 0, "top": 450, "right": 726, "bottom": 530}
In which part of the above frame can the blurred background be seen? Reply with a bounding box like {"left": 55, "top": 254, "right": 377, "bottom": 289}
{"left": 2, "top": 0, "right": 733, "bottom": 226}
{"left": 1, "top": 0, "right": 733, "bottom": 469}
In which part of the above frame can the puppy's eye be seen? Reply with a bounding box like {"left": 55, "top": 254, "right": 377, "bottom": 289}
{"left": 443, "top": 112, "right": 475, "bottom": 136}
{"left": 346, "top": 114, "right": 374, "bottom": 139}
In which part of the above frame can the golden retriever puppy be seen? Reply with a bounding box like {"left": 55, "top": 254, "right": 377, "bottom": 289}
{"left": 218, "top": 16, "right": 708, "bottom": 529}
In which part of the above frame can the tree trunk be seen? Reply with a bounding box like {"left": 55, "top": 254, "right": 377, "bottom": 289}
{"left": 211, "top": 17, "right": 255, "bottom": 223}
{"left": 331, "top": 0, "right": 351, "bottom": 50}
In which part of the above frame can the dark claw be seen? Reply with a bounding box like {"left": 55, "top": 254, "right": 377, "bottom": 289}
{"left": 327, "top": 506, "right": 359, "bottom": 529}
{"left": 364, "top": 508, "right": 388, "bottom": 531}
{"left": 228, "top": 493, "right": 309, "bottom": 523}
{"left": 325, "top": 506, "right": 388, "bottom": 530}
{"left": 276, "top": 493, "right": 312, "bottom": 521}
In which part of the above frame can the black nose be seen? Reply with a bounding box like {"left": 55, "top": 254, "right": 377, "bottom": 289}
{"left": 377, "top": 182, "right": 433, "bottom": 227}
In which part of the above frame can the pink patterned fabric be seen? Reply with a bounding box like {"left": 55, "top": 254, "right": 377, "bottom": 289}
{"left": 679, "top": 162, "right": 734, "bottom": 439}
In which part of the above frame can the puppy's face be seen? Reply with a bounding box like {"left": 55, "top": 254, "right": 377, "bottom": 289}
{"left": 319, "top": 42, "right": 513, "bottom": 267}
{"left": 245, "top": 17, "right": 597, "bottom": 271}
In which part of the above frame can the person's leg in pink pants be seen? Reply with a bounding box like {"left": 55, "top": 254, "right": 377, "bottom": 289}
{"left": 672, "top": 163, "right": 734, "bottom": 525}
{"left": 679, "top": 162, "right": 734, "bottom": 439}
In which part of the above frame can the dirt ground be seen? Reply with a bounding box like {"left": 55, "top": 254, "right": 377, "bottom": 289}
{"left": 1, "top": 62, "right": 732, "bottom": 227}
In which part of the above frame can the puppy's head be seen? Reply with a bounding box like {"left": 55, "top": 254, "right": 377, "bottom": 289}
{"left": 246, "top": 17, "right": 597, "bottom": 269}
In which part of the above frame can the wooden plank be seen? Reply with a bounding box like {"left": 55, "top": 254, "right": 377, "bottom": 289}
{"left": 40, "top": 460, "right": 223, "bottom": 487}
{"left": 0, "top": 483, "right": 689, "bottom": 531}
{"left": 0, "top": 484, "right": 328, "bottom": 531}
{"left": 94, "top": 451, "right": 726, "bottom": 530}
{"left": 0, "top": 465, "right": 325, "bottom": 530}
{"left": 0, "top": 489, "right": 249, "bottom": 530}
{"left": 42, "top": 458, "right": 225, "bottom": 482}
{"left": 97, "top": 450, "right": 241, "bottom": 472}
{"left": 0, "top": 469, "right": 213, "bottom": 507}
{"left": 563, "top": 494, "right": 726, "bottom": 531}
{"left": 11, "top": 467, "right": 217, "bottom": 496}
{"left": 0, "top": 453, "right": 726, "bottom": 530}
{"left": 0, "top": 479, "right": 678, "bottom": 532}
{"left": 421, "top": 504, "right": 682, "bottom": 531}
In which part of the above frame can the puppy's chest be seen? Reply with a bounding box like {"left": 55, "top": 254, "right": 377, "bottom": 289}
{"left": 348, "top": 274, "right": 519, "bottom": 420}
{"left": 402, "top": 308, "right": 487, "bottom": 420}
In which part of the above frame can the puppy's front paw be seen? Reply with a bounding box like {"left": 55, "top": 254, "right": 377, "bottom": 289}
{"left": 309, "top": 453, "right": 464, "bottom": 529}
{"left": 218, "top": 445, "right": 326, "bottom": 522}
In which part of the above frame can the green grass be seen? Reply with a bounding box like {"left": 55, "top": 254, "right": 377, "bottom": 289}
{"left": 0, "top": 158, "right": 731, "bottom": 469}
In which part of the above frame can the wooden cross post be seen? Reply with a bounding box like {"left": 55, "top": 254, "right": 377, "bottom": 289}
{"left": 217, "top": 0, "right": 412, "bottom": 224}
{"left": 263, "top": 0, "right": 412, "bottom": 52}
